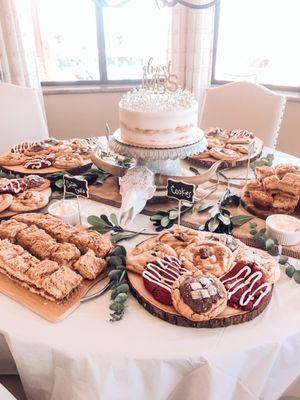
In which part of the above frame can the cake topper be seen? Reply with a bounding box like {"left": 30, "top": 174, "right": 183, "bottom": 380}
{"left": 142, "top": 57, "right": 178, "bottom": 93}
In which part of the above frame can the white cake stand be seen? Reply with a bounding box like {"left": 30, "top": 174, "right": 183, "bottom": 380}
{"left": 109, "top": 129, "right": 207, "bottom": 176}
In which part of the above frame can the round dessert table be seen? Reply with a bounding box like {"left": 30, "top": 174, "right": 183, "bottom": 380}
{"left": 0, "top": 198, "right": 300, "bottom": 400}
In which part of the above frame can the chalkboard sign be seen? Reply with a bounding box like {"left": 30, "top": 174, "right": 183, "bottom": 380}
{"left": 167, "top": 179, "right": 195, "bottom": 204}
{"left": 63, "top": 175, "right": 89, "bottom": 198}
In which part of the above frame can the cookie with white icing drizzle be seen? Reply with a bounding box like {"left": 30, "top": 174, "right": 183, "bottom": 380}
{"left": 220, "top": 261, "right": 271, "bottom": 312}
{"left": 143, "top": 256, "right": 189, "bottom": 305}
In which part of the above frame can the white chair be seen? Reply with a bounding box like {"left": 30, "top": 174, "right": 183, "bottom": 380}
{"left": 0, "top": 83, "right": 48, "bottom": 152}
{"left": 199, "top": 81, "right": 286, "bottom": 148}
{"left": 0, "top": 383, "right": 17, "bottom": 400}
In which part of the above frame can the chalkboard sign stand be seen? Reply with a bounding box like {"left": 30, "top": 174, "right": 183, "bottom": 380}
{"left": 63, "top": 175, "right": 89, "bottom": 226}
{"left": 166, "top": 179, "right": 195, "bottom": 227}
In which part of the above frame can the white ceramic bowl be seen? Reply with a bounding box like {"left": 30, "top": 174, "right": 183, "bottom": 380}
{"left": 48, "top": 200, "right": 79, "bottom": 226}
{"left": 266, "top": 214, "right": 300, "bottom": 246}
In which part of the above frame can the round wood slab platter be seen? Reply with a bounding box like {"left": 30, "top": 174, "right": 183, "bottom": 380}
{"left": 188, "top": 138, "right": 263, "bottom": 169}
{"left": 241, "top": 187, "right": 300, "bottom": 220}
{"left": 0, "top": 187, "right": 52, "bottom": 220}
{"left": 0, "top": 159, "right": 92, "bottom": 176}
{"left": 128, "top": 271, "right": 272, "bottom": 328}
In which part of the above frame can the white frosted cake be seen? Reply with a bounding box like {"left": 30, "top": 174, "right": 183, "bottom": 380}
{"left": 118, "top": 88, "right": 202, "bottom": 148}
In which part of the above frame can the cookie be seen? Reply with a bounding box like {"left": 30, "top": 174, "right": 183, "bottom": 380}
{"left": 11, "top": 141, "right": 36, "bottom": 153}
{"left": 234, "top": 248, "right": 280, "bottom": 283}
{"left": 205, "top": 127, "right": 229, "bottom": 140}
{"left": 157, "top": 227, "right": 201, "bottom": 250}
{"left": 0, "top": 152, "right": 25, "bottom": 166}
{"left": 171, "top": 272, "right": 227, "bottom": 321}
{"left": 143, "top": 256, "right": 189, "bottom": 305}
{"left": 261, "top": 175, "right": 280, "bottom": 194}
{"left": 53, "top": 153, "right": 83, "bottom": 169}
{"left": 209, "top": 147, "right": 240, "bottom": 162}
{"left": 73, "top": 250, "right": 106, "bottom": 280}
{"left": 226, "top": 130, "right": 254, "bottom": 144}
{"left": 179, "top": 241, "right": 234, "bottom": 277}
{"left": 0, "top": 194, "right": 13, "bottom": 213}
{"left": 271, "top": 194, "right": 298, "bottom": 214}
{"left": 278, "top": 173, "right": 300, "bottom": 198}
{"left": 126, "top": 242, "right": 178, "bottom": 274}
{"left": 220, "top": 261, "right": 271, "bottom": 312}
{"left": 243, "top": 180, "right": 262, "bottom": 196}
{"left": 9, "top": 190, "right": 49, "bottom": 212}
{"left": 226, "top": 143, "right": 249, "bottom": 154}
{"left": 24, "top": 175, "right": 50, "bottom": 191}
{"left": 24, "top": 143, "right": 52, "bottom": 157}
{"left": 23, "top": 156, "right": 52, "bottom": 169}
{"left": 0, "top": 178, "right": 27, "bottom": 194}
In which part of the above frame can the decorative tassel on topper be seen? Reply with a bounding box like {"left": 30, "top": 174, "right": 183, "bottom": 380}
{"left": 119, "top": 166, "right": 156, "bottom": 228}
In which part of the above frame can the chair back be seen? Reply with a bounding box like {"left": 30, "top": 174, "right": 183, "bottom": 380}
{"left": 0, "top": 83, "right": 48, "bottom": 152}
{"left": 199, "top": 81, "right": 286, "bottom": 148}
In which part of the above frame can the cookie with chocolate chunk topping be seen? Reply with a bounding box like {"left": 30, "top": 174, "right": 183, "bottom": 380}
{"left": 172, "top": 272, "right": 227, "bottom": 321}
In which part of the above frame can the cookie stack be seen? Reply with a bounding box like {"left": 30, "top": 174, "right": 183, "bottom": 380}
{"left": 0, "top": 138, "right": 93, "bottom": 171}
{"left": 127, "top": 227, "right": 280, "bottom": 322}
{"left": 0, "top": 175, "right": 50, "bottom": 214}
{"left": 243, "top": 163, "right": 300, "bottom": 214}
{"left": 192, "top": 127, "right": 255, "bottom": 164}
{"left": 0, "top": 213, "right": 112, "bottom": 301}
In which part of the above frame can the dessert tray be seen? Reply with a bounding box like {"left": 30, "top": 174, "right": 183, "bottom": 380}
{"left": 241, "top": 164, "right": 300, "bottom": 219}
{"left": 189, "top": 128, "right": 263, "bottom": 169}
{"left": 0, "top": 138, "right": 94, "bottom": 176}
{"left": 0, "top": 175, "right": 52, "bottom": 220}
{"left": 126, "top": 227, "right": 280, "bottom": 328}
{"left": 0, "top": 213, "right": 112, "bottom": 322}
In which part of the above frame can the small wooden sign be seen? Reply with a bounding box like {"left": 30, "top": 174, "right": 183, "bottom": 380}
{"left": 63, "top": 175, "right": 89, "bottom": 198}
{"left": 167, "top": 179, "right": 195, "bottom": 204}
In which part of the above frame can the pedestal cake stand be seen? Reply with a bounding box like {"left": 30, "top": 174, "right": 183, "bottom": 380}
{"left": 109, "top": 128, "right": 207, "bottom": 178}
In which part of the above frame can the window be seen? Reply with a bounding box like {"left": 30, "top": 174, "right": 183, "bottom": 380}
{"left": 212, "top": 0, "right": 300, "bottom": 91}
{"left": 34, "top": 0, "right": 171, "bottom": 85}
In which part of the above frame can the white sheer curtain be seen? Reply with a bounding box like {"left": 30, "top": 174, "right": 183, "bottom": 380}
{"left": 171, "top": 2, "right": 215, "bottom": 110}
{"left": 0, "top": 0, "right": 44, "bottom": 94}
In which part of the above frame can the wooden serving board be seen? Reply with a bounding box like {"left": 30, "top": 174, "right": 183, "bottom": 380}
{"left": 0, "top": 159, "right": 92, "bottom": 176}
{"left": 128, "top": 271, "right": 271, "bottom": 328}
{"left": 89, "top": 177, "right": 300, "bottom": 259}
{"left": 241, "top": 188, "right": 300, "bottom": 220}
{"left": 0, "top": 272, "right": 106, "bottom": 322}
{"left": 188, "top": 138, "right": 263, "bottom": 169}
{"left": 0, "top": 187, "right": 52, "bottom": 220}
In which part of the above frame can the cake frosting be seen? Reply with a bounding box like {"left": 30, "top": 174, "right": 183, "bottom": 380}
{"left": 119, "top": 88, "right": 202, "bottom": 148}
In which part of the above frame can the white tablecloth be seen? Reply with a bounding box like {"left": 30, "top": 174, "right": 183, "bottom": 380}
{"left": 0, "top": 199, "right": 300, "bottom": 400}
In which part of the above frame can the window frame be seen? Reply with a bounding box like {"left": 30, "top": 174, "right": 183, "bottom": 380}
{"left": 41, "top": 2, "right": 142, "bottom": 87}
{"left": 211, "top": 1, "right": 300, "bottom": 93}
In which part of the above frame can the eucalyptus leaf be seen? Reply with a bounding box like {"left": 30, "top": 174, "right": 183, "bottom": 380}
{"left": 218, "top": 213, "right": 231, "bottom": 225}
{"left": 279, "top": 255, "right": 289, "bottom": 265}
{"left": 110, "top": 231, "right": 140, "bottom": 244}
{"left": 169, "top": 210, "right": 178, "bottom": 220}
{"left": 150, "top": 214, "right": 163, "bottom": 221}
{"left": 87, "top": 215, "right": 102, "bottom": 226}
{"left": 91, "top": 226, "right": 112, "bottom": 234}
{"left": 110, "top": 213, "right": 119, "bottom": 226}
{"left": 250, "top": 229, "right": 258, "bottom": 235}
{"left": 293, "top": 270, "right": 300, "bottom": 283}
{"left": 230, "top": 215, "right": 253, "bottom": 226}
{"left": 114, "top": 293, "right": 128, "bottom": 303}
{"left": 249, "top": 221, "right": 257, "bottom": 229}
{"left": 161, "top": 216, "right": 170, "bottom": 228}
{"left": 100, "top": 214, "right": 114, "bottom": 227}
{"left": 286, "top": 264, "right": 296, "bottom": 278}
{"left": 208, "top": 217, "right": 220, "bottom": 232}
{"left": 109, "top": 246, "right": 127, "bottom": 257}
{"left": 196, "top": 203, "right": 214, "bottom": 212}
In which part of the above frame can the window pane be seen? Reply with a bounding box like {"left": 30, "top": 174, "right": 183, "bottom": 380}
{"left": 214, "top": 0, "right": 300, "bottom": 88}
{"left": 103, "top": 0, "right": 170, "bottom": 80}
{"left": 36, "top": 0, "right": 99, "bottom": 81}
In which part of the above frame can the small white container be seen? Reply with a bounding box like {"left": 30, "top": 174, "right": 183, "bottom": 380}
{"left": 266, "top": 214, "right": 300, "bottom": 246}
{"left": 48, "top": 200, "right": 79, "bottom": 226}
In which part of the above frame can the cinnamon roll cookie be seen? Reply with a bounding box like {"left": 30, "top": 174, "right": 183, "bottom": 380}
{"left": 172, "top": 272, "right": 227, "bottom": 321}
{"left": 209, "top": 147, "right": 240, "bottom": 162}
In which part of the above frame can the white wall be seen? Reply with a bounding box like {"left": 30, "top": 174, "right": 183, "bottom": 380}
{"left": 44, "top": 92, "right": 300, "bottom": 157}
